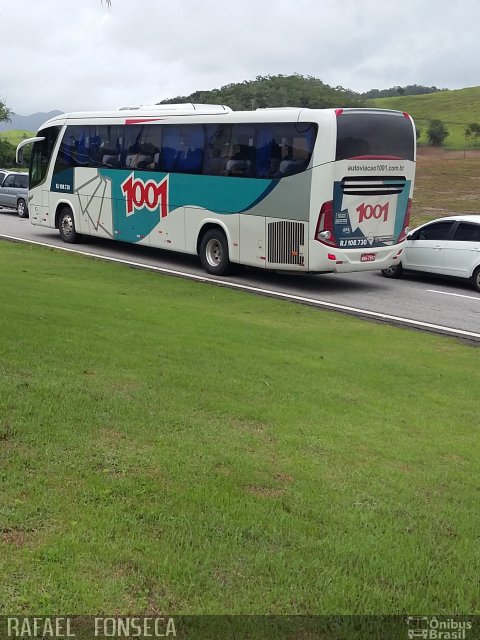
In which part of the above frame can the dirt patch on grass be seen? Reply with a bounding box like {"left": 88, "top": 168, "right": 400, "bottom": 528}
{"left": 0, "top": 422, "right": 15, "bottom": 441}
{"left": 0, "top": 527, "right": 34, "bottom": 547}
{"left": 246, "top": 484, "right": 285, "bottom": 498}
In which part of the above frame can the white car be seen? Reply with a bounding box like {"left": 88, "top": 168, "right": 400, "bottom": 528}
{"left": 382, "top": 215, "right": 480, "bottom": 292}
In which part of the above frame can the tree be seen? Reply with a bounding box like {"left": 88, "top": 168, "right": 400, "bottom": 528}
{"left": 465, "top": 123, "right": 480, "bottom": 146}
{"left": 426, "top": 119, "right": 449, "bottom": 147}
{"left": 0, "top": 139, "right": 17, "bottom": 166}
{"left": 0, "top": 98, "right": 11, "bottom": 124}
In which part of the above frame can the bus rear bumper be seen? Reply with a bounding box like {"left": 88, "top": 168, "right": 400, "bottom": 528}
{"left": 310, "top": 245, "right": 403, "bottom": 274}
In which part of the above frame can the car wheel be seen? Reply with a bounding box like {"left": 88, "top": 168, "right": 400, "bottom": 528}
{"left": 17, "top": 199, "right": 28, "bottom": 218}
{"left": 381, "top": 263, "right": 403, "bottom": 278}
{"left": 472, "top": 266, "right": 480, "bottom": 293}
{"left": 58, "top": 207, "right": 80, "bottom": 244}
{"left": 199, "top": 228, "right": 231, "bottom": 275}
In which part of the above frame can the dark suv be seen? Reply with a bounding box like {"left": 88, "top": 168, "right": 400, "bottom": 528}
{"left": 0, "top": 171, "right": 29, "bottom": 217}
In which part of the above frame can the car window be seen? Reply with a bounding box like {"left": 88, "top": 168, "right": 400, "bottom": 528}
{"left": 17, "top": 174, "right": 28, "bottom": 188}
{"left": 2, "top": 174, "right": 15, "bottom": 187}
{"left": 452, "top": 222, "right": 480, "bottom": 242}
{"left": 417, "top": 221, "right": 454, "bottom": 241}
{"left": 0, "top": 171, "right": 7, "bottom": 184}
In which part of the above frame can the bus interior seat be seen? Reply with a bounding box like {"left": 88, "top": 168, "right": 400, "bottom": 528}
{"left": 102, "top": 154, "right": 120, "bottom": 167}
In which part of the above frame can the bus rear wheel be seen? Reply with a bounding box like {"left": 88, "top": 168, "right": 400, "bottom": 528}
{"left": 58, "top": 207, "right": 80, "bottom": 244}
{"left": 199, "top": 228, "right": 231, "bottom": 276}
{"left": 381, "top": 263, "right": 403, "bottom": 279}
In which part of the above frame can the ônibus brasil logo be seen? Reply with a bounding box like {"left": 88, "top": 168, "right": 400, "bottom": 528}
{"left": 356, "top": 202, "right": 389, "bottom": 223}
{"left": 120, "top": 173, "right": 169, "bottom": 218}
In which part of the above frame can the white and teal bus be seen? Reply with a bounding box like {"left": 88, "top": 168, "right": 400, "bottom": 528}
{"left": 17, "top": 104, "right": 416, "bottom": 276}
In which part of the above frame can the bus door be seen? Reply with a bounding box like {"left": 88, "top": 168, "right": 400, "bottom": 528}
{"left": 24, "top": 127, "right": 62, "bottom": 225}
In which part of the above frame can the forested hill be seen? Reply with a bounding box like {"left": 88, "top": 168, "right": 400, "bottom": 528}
{"left": 160, "top": 74, "right": 443, "bottom": 110}
{"left": 160, "top": 74, "right": 364, "bottom": 110}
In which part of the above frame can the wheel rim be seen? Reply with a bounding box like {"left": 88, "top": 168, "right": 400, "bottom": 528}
{"left": 205, "top": 238, "right": 223, "bottom": 267}
{"left": 384, "top": 266, "right": 397, "bottom": 276}
{"left": 61, "top": 214, "right": 74, "bottom": 238}
{"left": 18, "top": 201, "right": 25, "bottom": 216}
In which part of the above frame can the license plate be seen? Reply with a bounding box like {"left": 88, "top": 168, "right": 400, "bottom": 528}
{"left": 361, "top": 252, "right": 376, "bottom": 262}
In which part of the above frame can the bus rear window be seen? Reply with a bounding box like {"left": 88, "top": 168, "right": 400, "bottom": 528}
{"left": 336, "top": 111, "right": 414, "bottom": 161}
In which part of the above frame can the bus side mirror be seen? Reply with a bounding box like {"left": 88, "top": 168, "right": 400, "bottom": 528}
{"left": 16, "top": 136, "right": 46, "bottom": 165}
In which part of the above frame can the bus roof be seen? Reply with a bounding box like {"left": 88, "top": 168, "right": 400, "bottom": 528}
{"left": 37, "top": 105, "right": 410, "bottom": 131}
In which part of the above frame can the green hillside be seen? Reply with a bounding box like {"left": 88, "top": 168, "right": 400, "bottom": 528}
{"left": 0, "top": 129, "right": 35, "bottom": 146}
{"left": 367, "top": 86, "right": 480, "bottom": 150}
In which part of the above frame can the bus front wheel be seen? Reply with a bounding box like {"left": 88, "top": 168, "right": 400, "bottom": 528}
{"left": 58, "top": 207, "right": 80, "bottom": 244}
{"left": 199, "top": 228, "right": 231, "bottom": 276}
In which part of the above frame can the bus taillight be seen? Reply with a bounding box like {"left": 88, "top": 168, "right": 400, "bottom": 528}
{"left": 398, "top": 198, "right": 412, "bottom": 242}
{"left": 315, "top": 201, "right": 337, "bottom": 247}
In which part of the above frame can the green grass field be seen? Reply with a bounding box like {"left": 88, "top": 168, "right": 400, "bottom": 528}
{"left": 367, "top": 86, "right": 480, "bottom": 149}
{"left": 1, "top": 241, "right": 479, "bottom": 615}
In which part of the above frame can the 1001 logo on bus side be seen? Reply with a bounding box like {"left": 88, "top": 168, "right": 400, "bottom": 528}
{"left": 121, "top": 173, "right": 169, "bottom": 218}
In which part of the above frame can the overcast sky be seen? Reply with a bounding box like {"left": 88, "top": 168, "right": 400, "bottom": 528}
{"left": 1, "top": 0, "right": 479, "bottom": 115}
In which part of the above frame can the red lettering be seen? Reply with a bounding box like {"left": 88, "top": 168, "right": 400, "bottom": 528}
{"left": 356, "top": 202, "right": 389, "bottom": 223}
{"left": 121, "top": 173, "right": 168, "bottom": 218}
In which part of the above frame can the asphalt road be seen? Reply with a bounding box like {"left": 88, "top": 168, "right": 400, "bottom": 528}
{"left": 1, "top": 208, "right": 480, "bottom": 342}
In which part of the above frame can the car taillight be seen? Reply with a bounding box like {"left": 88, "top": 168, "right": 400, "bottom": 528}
{"left": 398, "top": 198, "right": 412, "bottom": 243}
{"left": 315, "top": 201, "right": 337, "bottom": 247}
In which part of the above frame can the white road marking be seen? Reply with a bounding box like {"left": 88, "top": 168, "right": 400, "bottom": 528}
{"left": 427, "top": 289, "right": 480, "bottom": 301}
{"left": 2, "top": 232, "right": 480, "bottom": 342}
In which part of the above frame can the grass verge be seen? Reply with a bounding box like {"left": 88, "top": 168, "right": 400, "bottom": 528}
{"left": 1, "top": 241, "right": 479, "bottom": 615}
{"left": 412, "top": 151, "right": 480, "bottom": 226}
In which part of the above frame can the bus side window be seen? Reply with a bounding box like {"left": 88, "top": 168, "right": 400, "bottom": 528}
{"left": 256, "top": 124, "right": 316, "bottom": 178}
{"left": 141, "top": 124, "right": 162, "bottom": 170}
{"left": 203, "top": 124, "right": 232, "bottom": 176}
{"left": 159, "top": 125, "right": 203, "bottom": 174}
{"left": 56, "top": 125, "right": 88, "bottom": 168}
{"left": 225, "top": 144, "right": 252, "bottom": 176}
{"left": 255, "top": 126, "right": 281, "bottom": 178}
{"left": 225, "top": 125, "right": 255, "bottom": 177}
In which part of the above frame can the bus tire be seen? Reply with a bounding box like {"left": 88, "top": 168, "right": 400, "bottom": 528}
{"left": 381, "top": 263, "right": 403, "bottom": 279}
{"left": 17, "top": 199, "right": 28, "bottom": 218}
{"left": 58, "top": 207, "right": 80, "bottom": 244}
{"left": 471, "top": 266, "right": 480, "bottom": 293}
{"left": 199, "top": 228, "right": 231, "bottom": 276}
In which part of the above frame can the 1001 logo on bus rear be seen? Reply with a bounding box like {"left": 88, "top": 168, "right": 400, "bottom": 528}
{"left": 356, "top": 202, "right": 389, "bottom": 223}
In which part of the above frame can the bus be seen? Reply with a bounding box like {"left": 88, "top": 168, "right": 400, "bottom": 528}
{"left": 17, "top": 104, "right": 416, "bottom": 276}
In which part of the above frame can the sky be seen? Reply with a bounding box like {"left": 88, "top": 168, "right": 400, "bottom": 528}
{"left": 1, "top": 0, "right": 479, "bottom": 116}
